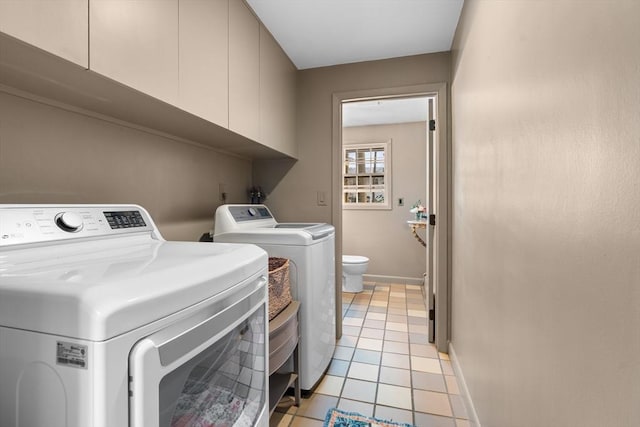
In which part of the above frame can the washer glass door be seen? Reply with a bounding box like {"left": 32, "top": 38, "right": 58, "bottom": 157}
{"left": 161, "top": 307, "right": 265, "bottom": 426}
{"left": 129, "top": 277, "right": 268, "bottom": 427}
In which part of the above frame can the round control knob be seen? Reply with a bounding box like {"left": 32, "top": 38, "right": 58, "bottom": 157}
{"left": 248, "top": 208, "right": 258, "bottom": 216}
{"left": 55, "top": 212, "right": 84, "bottom": 232}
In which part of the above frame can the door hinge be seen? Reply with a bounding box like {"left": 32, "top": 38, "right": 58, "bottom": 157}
{"left": 429, "top": 308, "right": 435, "bottom": 321}
{"left": 429, "top": 214, "right": 436, "bottom": 226}
{"left": 429, "top": 119, "right": 436, "bottom": 131}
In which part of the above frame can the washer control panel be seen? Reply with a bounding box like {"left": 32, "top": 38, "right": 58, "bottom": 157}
{"left": 103, "top": 210, "right": 147, "bottom": 229}
{"left": 229, "top": 205, "right": 273, "bottom": 222}
{"left": 55, "top": 211, "right": 85, "bottom": 232}
{"left": 0, "top": 205, "right": 154, "bottom": 247}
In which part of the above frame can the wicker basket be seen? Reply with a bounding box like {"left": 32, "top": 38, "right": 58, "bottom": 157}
{"left": 268, "top": 257, "right": 292, "bottom": 321}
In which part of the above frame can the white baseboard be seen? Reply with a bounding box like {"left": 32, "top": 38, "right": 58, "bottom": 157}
{"left": 363, "top": 274, "right": 424, "bottom": 286}
{"left": 449, "top": 343, "right": 481, "bottom": 427}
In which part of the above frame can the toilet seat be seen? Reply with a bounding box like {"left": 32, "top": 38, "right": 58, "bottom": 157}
{"left": 343, "top": 255, "right": 368, "bottom": 264}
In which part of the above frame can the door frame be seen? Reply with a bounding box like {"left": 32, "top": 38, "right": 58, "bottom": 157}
{"left": 331, "top": 82, "right": 450, "bottom": 352}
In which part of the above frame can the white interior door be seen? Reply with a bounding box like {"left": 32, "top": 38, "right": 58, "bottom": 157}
{"left": 429, "top": 95, "right": 450, "bottom": 352}
{"left": 426, "top": 98, "right": 436, "bottom": 343}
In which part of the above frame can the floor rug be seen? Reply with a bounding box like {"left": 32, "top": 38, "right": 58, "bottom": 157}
{"left": 323, "top": 408, "right": 414, "bottom": 427}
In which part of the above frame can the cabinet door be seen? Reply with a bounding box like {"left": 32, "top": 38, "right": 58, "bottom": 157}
{"left": 259, "top": 25, "right": 297, "bottom": 157}
{"left": 90, "top": 0, "right": 179, "bottom": 105}
{"left": 0, "top": 0, "right": 88, "bottom": 67}
{"left": 179, "top": 0, "right": 228, "bottom": 127}
{"left": 228, "top": 0, "right": 259, "bottom": 142}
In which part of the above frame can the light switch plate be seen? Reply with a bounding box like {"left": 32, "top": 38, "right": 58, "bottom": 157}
{"left": 317, "top": 191, "right": 327, "bottom": 206}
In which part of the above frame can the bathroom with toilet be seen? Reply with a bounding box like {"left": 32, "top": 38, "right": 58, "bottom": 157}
{"left": 342, "top": 255, "right": 369, "bottom": 293}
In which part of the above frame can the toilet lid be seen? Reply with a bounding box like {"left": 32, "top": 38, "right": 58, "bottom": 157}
{"left": 343, "top": 255, "right": 369, "bottom": 264}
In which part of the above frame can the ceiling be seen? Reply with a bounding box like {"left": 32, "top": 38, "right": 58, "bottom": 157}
{"left": 246, "top": 0, "right": 463, "bottom": 126}
{"left": 246, "top": 0, "right": 464, "bottom": 70}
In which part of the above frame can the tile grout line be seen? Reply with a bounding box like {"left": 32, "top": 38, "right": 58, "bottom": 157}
{"left": 404, "top": 284, "right": 418, "bottom": 426}
{"left": 278, "top": 282, "right": 463, "bottom": 426}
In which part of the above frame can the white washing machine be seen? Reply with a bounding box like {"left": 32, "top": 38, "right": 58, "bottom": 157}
{"left": 0, "top": 204, "right": 269, "bottom": 427}
{"left": 213, "top": 204, "right": 335, "bottom": 391}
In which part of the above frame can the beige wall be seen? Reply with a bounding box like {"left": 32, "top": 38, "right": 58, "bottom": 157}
{"left": 342, "top": 122, "right": 427, "bottom": 279}
{"left": 451, "top": 1, "right": 640, "bottom": 426}
{"left": 0, "top": 90, "right": 251, "bottom": 241}
{"left": 254, "top": 52, "right": 450, "bottom": 223}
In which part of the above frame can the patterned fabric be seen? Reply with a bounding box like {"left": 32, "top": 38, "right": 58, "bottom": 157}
{"left": 171, "top": 382, "right": 260, "bottom": 427}
{"left": 323, "top": 408, "right": 415, "bottom": 427}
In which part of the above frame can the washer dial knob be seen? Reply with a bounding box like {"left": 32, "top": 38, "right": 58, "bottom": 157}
{"left": 55, "top": 212, "right": 84, "bottom": 232}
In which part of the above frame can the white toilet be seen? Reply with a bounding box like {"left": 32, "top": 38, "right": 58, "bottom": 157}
{"left": 342, "top": 255, "right": 369, "bottom": 293}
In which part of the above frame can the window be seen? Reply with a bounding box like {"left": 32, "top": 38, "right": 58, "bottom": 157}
{"left": 343, "top": 141, "right": 391, "bottom": 209}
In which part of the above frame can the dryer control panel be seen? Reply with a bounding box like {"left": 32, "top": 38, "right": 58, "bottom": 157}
{"left": 0, "top": 205, "right": 157, "bottom": 247}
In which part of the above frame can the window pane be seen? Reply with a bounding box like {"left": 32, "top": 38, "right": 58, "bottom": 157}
{"left": 357, "top": 176, "right": 370, "bottom": 186}
{"left": 344, "top": 192, "right": 357, "bottom": 203}
{"left": 357, "top": 159, "right": 373, "bottom": 174}
{"left": 355, "top": 149, "right": 372, "bottom": 174}
{"left": 344, "top": 177, "right": 356, "bottom": 186}
{"left": 345, "top": 151, "right": 356, "bottom": 174}
{"left": 372, "top": 192, "right": 385, "bottom": 203}
{"left": 372, "top": 176, "right": 384, "bottom": 185}
{"left": 356, "top": 150, "right": 366, "bottom": 162}
{"left": 367, "top": 150, "right": 375, "bottom": 173}
{"left": 357, "top": 192, "right": 371, "bottom": 203}
{"left": 345, "top": 161, "right": 356, "bottom": 174}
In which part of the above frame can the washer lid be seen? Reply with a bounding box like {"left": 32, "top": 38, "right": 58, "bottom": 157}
{"left": 274, "top": 223, "right": 335, "bottom": 240}
{"left": 215, "top": 223, "right": 334, "bottom": 246}
{"left": 0, "top": 236, "right": 267, "bottom": 341}
{"left": 213, "top": 204, "right": 335, "bottom": 243}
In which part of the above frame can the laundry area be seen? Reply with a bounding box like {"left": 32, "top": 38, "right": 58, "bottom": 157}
{"left": 2, "top": 1, "right": 640, "bottom": 427}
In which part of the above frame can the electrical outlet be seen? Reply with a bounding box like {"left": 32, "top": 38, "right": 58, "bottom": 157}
{"left": 219, "top": 183, "right": 227, "bottom": 202}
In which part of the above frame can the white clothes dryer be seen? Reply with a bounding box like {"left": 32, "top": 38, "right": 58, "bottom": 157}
{"left": 0, "top": 204, "right": 269, "bottom": 427}
{"left": 213, "top": 204, "right": 336, "bottom": 391}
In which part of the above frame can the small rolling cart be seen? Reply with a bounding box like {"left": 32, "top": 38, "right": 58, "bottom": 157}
{"left": 266, "top": 257, "right": 301, "bottom": 415}
{"left": 268, "top": 300, "right": 301, "bottom": 414}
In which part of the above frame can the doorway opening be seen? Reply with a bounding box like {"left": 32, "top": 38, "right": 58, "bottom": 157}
{"left": 341, "top": 96, "right": 431, "bottom": 281}
{"left": 332, "top": 84, "right": 449, "bottom": 352}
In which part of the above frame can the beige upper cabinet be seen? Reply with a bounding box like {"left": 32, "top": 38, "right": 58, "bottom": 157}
{"left": 179, "top": 0, "right": 228, "bottom": 127}
{"left": 228, "top": 0, "right": 260, "bottom": 142}
{"left": 0, "top": 0, "right": 88, "bottom": 68}
{"left": 259, "top": 25, "right": 297, "bottom": 158}
{"left": 0, "top": 0, "right": 297, "bottom": 158}
{"left": 89, "top": 0, "right": 179, "bottom": 105}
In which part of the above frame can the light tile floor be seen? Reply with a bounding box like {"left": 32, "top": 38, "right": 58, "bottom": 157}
{"left": 270, "top": 282, "right": 472, "bottom": 427}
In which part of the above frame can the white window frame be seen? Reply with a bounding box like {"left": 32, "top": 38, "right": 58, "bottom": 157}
{"left": 342, "top": 140, "right": 392, "bottom": 210}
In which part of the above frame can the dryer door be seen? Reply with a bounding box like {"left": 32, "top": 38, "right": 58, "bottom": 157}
{"left": 128, "top": 276, "right": 268, "bottom": 427}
